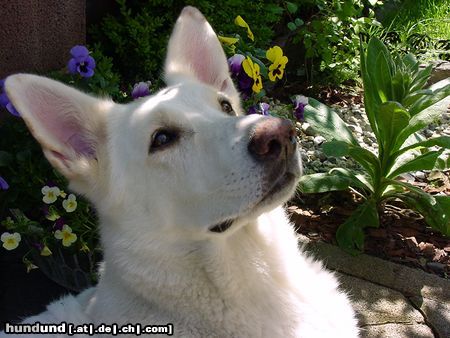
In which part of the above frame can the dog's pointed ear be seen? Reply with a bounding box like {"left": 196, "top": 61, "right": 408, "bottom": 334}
{"left": 5, "top": 74, "right": 110, "bottom": 182}
{"left": 164, "top": 6, "right": 238, "bottom": 98}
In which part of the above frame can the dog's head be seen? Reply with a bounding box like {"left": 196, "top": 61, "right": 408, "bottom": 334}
{"left": 5, "top": 7, "right": 301, "bottom": 239}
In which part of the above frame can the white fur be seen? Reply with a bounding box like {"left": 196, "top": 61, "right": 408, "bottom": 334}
{"left": 2, "top": 6, "right": 359, "bottom": 337}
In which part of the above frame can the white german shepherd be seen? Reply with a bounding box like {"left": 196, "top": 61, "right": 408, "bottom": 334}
{"left": 3, "top": 7, "right": 358, "bottom": 337}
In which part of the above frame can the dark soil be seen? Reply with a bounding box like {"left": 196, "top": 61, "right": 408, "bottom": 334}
{"left": 288, "top": 172, "right": 450, "bottom": 279}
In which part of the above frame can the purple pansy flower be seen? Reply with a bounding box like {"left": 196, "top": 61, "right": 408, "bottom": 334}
{"left": 67, "top": 45, "right": 96, "bottom": 78}
{"left": 53, "top": 217, "right": 66, "bottom": 231}
{"left": 0, "top": 79, "right": 20, "bottom": 117}
{"left": 292, "top": 95, "right": 308, "bottom": 121}
{"left": 228, "top": 54, "right": 253, "bottom": 99}
{"left": 131, "top": 81, "right": 151, "bottom": 99}
{"left": 32, "top": 242, "right": 44, "bottom": 251}
{"left": 0, "top": 176, "right": 9, "bottom": 190}
{"left": 247, "top": 102, "right": 270, "bottom": 116}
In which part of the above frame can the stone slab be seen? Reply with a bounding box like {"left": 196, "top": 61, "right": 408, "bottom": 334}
{"left": 410, "top": 296, "right": 450, "bottom": 338}
{"left": 336, "top": 273, "right": 425, "bottom": 326}
{"left": 360, "top": 323, "right": 434, "bottom": 338}
{"left": 305, "top": 240, "right": 450, "bottom": 303}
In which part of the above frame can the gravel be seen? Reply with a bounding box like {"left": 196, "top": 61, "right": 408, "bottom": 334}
{"left": 294, "top": 98, "right": 450, "bottom": 180}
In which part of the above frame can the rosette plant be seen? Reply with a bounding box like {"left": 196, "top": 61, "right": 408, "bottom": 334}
{"left": 298, "top": 37, "right": 450, "bottom": 254}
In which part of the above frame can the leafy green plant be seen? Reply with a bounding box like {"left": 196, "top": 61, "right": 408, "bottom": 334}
{"left": 292, "top": 0, "right": 383, "bottom": 86}
{"left": 90, "top": 0, "right": 285, "bottom": 85}
{"left": 298, "top": 37, "right": 450, "bottom": 254}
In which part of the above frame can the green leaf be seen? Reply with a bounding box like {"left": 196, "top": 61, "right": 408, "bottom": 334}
{"left": 377, "top": 101, "right": 410, "bottom": 154}
{"left": 388, "top": 150, "right": 443, "bottom": 179}
{"left": 286, "top": 1, "right": 298, "bottom": 14}
{"left": 322, "top": 141, "right": 349, "bottom": 157}
{"left": 336, "top": 199, "right": 379, "bottom": 255}
{"left": 395, "top": 95, "right": 450, "bottom": 149}
{"left": 329, "top": 168, "right": 374, "bottom": 191}
{"left": 396, "top": 136, "right": 450, "bottom": 156}
{"left": 410, "top": 64, "right": 432, "bottom": 92}
{"left": 395, "top": 191, "right": 449, "bottom": 236}
{"left": 298, "top": 173, "right": 352, "bottom": 194}
{"left": 409, "top": 79, "right": 450, "bottom": 116}
{"left": 0, "top": 151, "right": 13, "bottom": 167}
{"left": 295, "top": 18, "right": 304, "bottom": 26}
{"left": 323, "top": 140, "right": 380, "bottom": 179}
{"left": 360, "top": 39, "right": 380, "bottom": 140}
{"left": 287, "top": 22, "right": 297, "bottom": 31}
{"left": 367, "top": 37, "right": 394, "bottom": 103}
{"left": 403, "top": 89, "right": 433, "bottom": 108}
{"left": 303, "top": 98, "right": 358, "bottom": 145}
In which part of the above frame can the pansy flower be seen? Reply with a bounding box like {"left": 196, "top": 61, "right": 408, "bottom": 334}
{"left": 228, "top": 54, "right": 253, "bottom": 98}
{"left": 131, "top": 82, "right": 151, "bottom": 99}
{"left": 234, "top": 16, "right": 254, "bottom": 41}
{"left": 1, "top": 232, "right": 21, "bottom": 251}
{"left": 266, "top": 46, "right": 288, "bottom": 81}
{"left": 248, "top": 102, "right": 270, "bottom": 116}
{"left": 42, "top": 185, "right": 61, "bottom": 204}
{"left": 218, "top": 35, "right": 239, "bottom": 54}
{"left": 0, "top": 79, "right": 20, "bottom": 117}
{"left": 62, "top": 194, "right": 77, "bottom": 213}
{"left": 242, "top": 57, "right": 263, "bottom": 93}
{"left": 292, "top": 95, "right": 308, "bottom": 121}
{"left": 0, "top": 176, "right": 9, "bottom": 190}
{"left": 68, "top": 45, "right": 96, "bottom": 78}
{"left": 54, "top": 224, "right": 77, "bottom": 247}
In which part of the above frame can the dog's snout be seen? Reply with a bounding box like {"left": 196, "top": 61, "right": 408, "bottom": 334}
{"left": 248, "top": 118, "right": 296, "bottom": 162}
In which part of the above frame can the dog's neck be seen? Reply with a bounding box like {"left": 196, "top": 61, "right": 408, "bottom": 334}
{"left": 94, "top": 207, "right": 300, "bottom": 324}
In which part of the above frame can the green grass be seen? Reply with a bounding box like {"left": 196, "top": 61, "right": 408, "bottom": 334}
{"left": 381, "top": 0, "right": 450, "bottom": 40}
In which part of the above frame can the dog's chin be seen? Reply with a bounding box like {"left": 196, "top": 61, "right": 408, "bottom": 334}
{"left": 209, "top": 169, "right": 300, "bottom": 234}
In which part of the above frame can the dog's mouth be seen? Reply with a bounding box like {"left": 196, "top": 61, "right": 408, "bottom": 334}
{"left": 209, "top": 219, "right": 234, "bottom": 233}
{"left": 208, "top": 171, "right": 297, "bottom": 234}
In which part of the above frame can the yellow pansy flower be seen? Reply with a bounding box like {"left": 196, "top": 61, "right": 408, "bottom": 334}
{"left": 62, "top": 194, "right": 77, "bottom": 213}
{"left": 242, "top": 57, "right": 263, "bottom": 93}
{"left": 41, "top": 186, "right": 61, "bottom": 204}
{"left": 234, "top": 16, "right": 254, "bottom": 41}
{"left": 266, "top": 46, "right": 288, "bottom": 81}
{"left": 54, "top": 224, "right": 77, "bottom": 247}
{"left": 40, "top": 245, "right": 52, "bottom": 256}
{"left": 218, "top": 35, "right": 239, "bottom": 53}
{"left": 1, "top": 232, "right": 21, "bottom": 251}
{"left": 218, "top": 35, "right": 239, "bottom": 45}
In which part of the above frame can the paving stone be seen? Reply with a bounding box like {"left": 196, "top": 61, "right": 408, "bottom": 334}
{"left": 306, "top": 241, "right": 450, "bottom": 303}
{"left": 410, "top": 296, "right": 450, "bottom": 338}
{"left": 336, "top": 273, "right": 425, "bottom": 326}
{"left": 360, "top": 323, "right": 434, "bottom": 338}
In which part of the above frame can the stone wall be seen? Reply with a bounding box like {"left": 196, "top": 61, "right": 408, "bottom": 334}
{"left": 0, "top": 1, "right": 86, "bottom": 79}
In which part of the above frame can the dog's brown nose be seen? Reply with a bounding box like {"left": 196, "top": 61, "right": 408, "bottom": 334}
{"left": 248, "top": 118, "right": 297, "bottom": 162}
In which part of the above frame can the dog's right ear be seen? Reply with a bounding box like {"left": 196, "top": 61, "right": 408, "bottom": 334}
{"left": 5, "top": 74, "right": 110, "bottom": 185}
{"left": 164, "top": 6, "right": 239, "bottom": 99}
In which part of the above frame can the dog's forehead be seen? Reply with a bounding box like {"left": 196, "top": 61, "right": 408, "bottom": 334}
{"left": 131, "top": 82, "right": 228, "bottom": 123}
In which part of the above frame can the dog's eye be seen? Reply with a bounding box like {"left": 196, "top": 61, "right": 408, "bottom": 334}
{"left": 150, "top": 130, "right": 178, "bottom": 152}
{"left": 220, "top": 100, "right": 234, "bottom": 115}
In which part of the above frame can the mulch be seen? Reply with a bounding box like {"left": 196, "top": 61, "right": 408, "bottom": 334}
{"left": 288, "top": 171, "right": 450, "bottom": 279}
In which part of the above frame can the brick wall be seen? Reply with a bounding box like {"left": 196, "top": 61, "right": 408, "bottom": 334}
{"left": 0, "top": 0, "right": 86, "bottom": 79}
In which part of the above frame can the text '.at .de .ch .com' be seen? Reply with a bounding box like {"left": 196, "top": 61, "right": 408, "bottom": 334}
{"left": 3, "top": 322, "right": 174, "bottom": 336}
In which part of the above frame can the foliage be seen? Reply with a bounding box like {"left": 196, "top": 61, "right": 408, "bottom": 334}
{"left": 376, "top": 0, "right": 450, "bottom": 61}
{"left": 290, "top": 0, "right": 383, "bottom": 86}
{"left": 90, "top": 0, "right": 285, "bottom": 85}
{"left": 0, "top": 45, "right": 129, "bottom": 288}
{"left": 221, "top": 17, "right": 289, "bottom": 113}
{"left": 298, "top": 37, "right": 450, "bottom": 254}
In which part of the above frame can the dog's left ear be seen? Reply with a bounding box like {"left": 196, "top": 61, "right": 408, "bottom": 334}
{"left": 164, "top": 6, "right": 239, "bottom": 98}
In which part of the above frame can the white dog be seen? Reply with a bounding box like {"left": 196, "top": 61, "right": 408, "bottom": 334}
{"left": 2, "top": 6, "right": 358, "bottom": 337}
